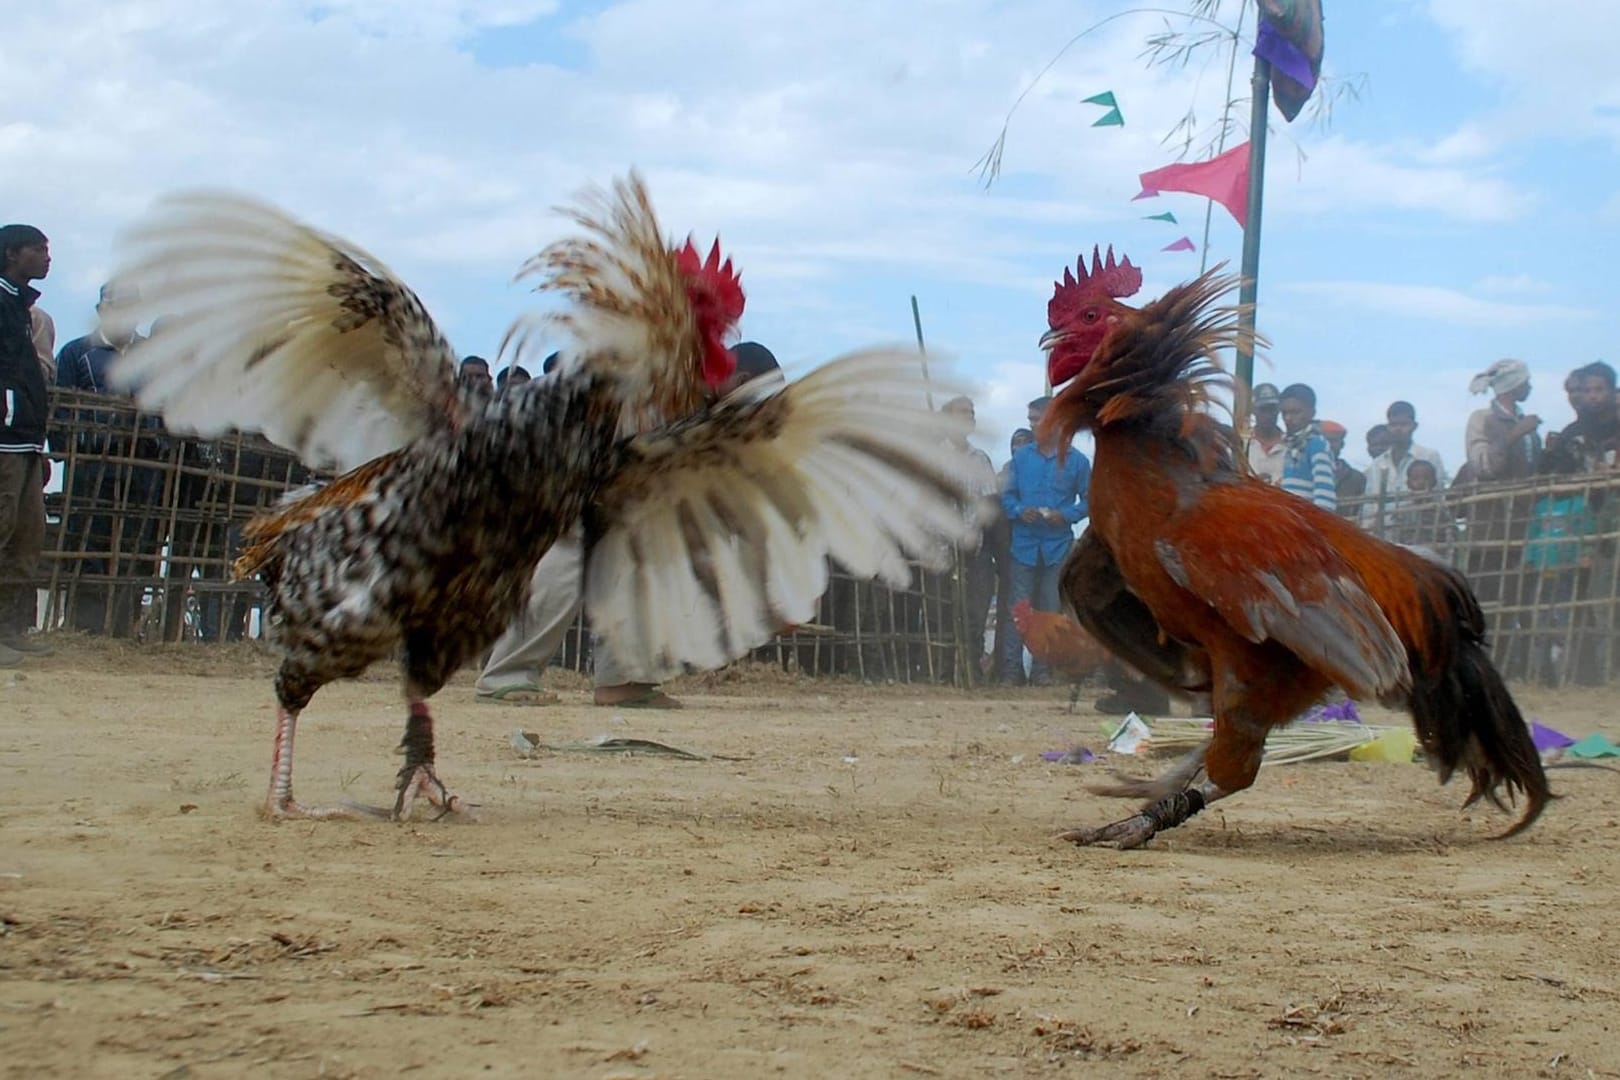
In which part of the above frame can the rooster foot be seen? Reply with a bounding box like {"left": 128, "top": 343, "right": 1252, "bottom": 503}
{"left": 392, "top": 764, "right": 475, "bottom": 822}
{"left": 1059, "top": 788, "right": 1208, "bottom": 851}
{"left": 1058, "top": 812, "right": 1160, "bottom": 850}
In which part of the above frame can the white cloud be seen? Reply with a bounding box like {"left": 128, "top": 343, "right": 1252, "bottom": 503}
{"left": 1473, "top": 273, "right": 1554, "bottom": 296}
{"left": 1268, "top": 136, "right": 1532, "bottom": 224}
{"left": 1282, "top": 281, "right": 1593, "bottom": 327}
{"left": 3, "top": 1, "right": 1611, "bottom": 472}
{"left": 1426, "top": 0, "right": 1620, "bottom": 144}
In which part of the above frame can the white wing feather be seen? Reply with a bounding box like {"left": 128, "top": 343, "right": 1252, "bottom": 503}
{"left": 584, "top": 349, "right": 995, "bottom": 679}
{"left": 105, "top": 191, "right": 464, "bottom": 471}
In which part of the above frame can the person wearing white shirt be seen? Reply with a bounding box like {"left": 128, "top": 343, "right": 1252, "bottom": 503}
{"left": 1360, "top": 400, "right": 1447, "bottom": 533}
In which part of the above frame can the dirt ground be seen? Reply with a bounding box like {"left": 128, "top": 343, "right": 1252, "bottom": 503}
{"left": 3, "top": 637, "right": 1619, "bottom": 1079}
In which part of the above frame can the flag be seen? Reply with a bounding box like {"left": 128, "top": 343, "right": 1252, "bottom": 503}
{"left": 1254, "top": 0, "right": 1324, "bottom": 123}
{"left": 1142, "top": 212, "right": 1178, "bottom": 224}
{"left": 1083, "top": 90, "right": 1123, "bottom": 126}
{"left": 1161, "top": 236, "right": 1196, "bottom": 253}
{"left": 1136, "top": 142, "right": 1251, "bottom": 228}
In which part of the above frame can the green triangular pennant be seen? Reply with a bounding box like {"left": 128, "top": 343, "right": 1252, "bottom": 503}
{"left": 1143, "top": 212, "right": 1178, "bottom": 224}
{"left": 1082, "top": 91, "right": 1117, "bottom": 107}
{"left": 1091, "top": 107, "right": 1124, "bottom": 127}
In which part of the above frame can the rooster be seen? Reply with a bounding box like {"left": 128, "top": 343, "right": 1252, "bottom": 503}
{"left": 107, "top": 174, "right": 989, "bottom": 821}
{"left": 1009, "top": 599, "right": 1109, "bottom": 711}
{"left": 1035, "top": 248, "right": 1550, "bottom": 849}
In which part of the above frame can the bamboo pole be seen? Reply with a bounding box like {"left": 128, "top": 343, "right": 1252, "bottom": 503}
{"left": 1233, "top": 54, "right": 1272, "bottom": 423}
{"left": 910, "top": 294, "right": 934, "bottom": 411}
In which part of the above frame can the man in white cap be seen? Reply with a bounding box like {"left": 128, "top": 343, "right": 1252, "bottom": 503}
{"left": 1245, "top": 382, "right": 1286, "bottom": 483}
{"left": 1465, "top": 358, "right": 1541, "bottom": 483}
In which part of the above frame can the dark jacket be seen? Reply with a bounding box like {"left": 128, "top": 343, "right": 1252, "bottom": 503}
{"left": 0, "top": 277, "right": 47, "bottom": 451}
{"left": 56, "top": 331, "right": 122, "bottom": 393}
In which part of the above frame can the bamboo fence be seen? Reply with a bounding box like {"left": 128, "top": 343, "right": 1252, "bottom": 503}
{"left": 28, "top": 391, "right": 1620, "bottom": 688}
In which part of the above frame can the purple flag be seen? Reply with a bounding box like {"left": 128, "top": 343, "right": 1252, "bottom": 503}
{"left": 1161, "top": 236, "right": 1196, "bottom": 253}
{"left": 1254, "top": 18, "right": 1317, "bottom": 91}
{"left": 1254, "top": 0, "right": 1324, "bottom": 123}
{"left": 1530, "top": 721, "right": 1575, "bottom": 753}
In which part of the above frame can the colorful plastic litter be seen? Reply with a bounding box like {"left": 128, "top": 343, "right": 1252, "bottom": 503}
{"left": 1531, "top": 722, "right": 1577, "bottom": 753}
{"left": 1567, "top": 734, "right": 1620, "bottom": 759}
{"left": 1347, "top": 729, "right": 1417, "bottom": 764}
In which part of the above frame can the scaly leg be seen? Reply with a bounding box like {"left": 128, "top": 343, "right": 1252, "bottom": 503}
{"left": 263, "top": 706, "right": 368, "bottom": 820}
{"left": 391, "top": 701, "right": 472, "bottom": 821}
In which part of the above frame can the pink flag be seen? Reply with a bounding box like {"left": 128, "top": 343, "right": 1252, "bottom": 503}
{"left": 1161, "top": 236, "right": 1196, "bottom": 253}
{"left": 1136, "top": 142, "right": 1251, "bottom": 228}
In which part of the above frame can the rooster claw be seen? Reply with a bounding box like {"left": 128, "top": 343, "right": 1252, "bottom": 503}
{"left": 393, "top": 765, "right": 477, "bottom": 823}
{"left": 1059, "top": 788, "right": 1209, "bottom": 851}
{"left": 1057, "top": 813, "right": 1159, "bottom": 850}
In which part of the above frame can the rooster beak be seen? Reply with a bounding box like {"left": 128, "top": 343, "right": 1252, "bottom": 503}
{"left": 1038, "top": 328, "right": 1065, "bottom": 353}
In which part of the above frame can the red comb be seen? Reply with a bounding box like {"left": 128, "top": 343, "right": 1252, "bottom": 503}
{"left": 1047, "top": 245, "right": 1142, "bottom": 328}
{"left": 675, "top": 236, "right": 746, "bottom": 324}
{"left": 674, "top": 236, "right": 746, "bottom": 388}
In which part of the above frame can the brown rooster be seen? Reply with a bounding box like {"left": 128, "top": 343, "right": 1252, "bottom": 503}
{"left": 1009, "top": 598, "right": 1109, "bottom": 711}
{"left": 1035, "top": 248, "right": 1550, "bottom": 849}
{"left": 106, "top": 174, "right": 990, "bottom": 821}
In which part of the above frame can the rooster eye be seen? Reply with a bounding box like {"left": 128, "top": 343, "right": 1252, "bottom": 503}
{"left": 1083, "top": 310, "right": 1099, "bottom": 322}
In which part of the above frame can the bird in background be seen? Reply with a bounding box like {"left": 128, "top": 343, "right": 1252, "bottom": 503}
{"left": 1033, "top": 246, "right": 1549, "bottom": 849}
{"left": 1009, "top": 599, "right": 1110, "bottom": 711}
{"left": 107, "top": 171, "right": 992, "bottom": 822}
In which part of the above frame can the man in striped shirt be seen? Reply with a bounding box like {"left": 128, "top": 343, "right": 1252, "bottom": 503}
{"left": 1278, "top": 383, "right": 1336, "bottom": 511}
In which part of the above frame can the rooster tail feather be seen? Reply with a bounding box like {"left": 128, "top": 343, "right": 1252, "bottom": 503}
{"left": 1407, "top": 571, "right": 1551, "bottom": 838}
{"left": 233, "top": 451, "right": 403, "bottom": 580}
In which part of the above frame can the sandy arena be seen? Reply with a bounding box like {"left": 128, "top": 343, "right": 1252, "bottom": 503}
{"left": 3, "top": 637, "right": 1618, "bottom": 1079}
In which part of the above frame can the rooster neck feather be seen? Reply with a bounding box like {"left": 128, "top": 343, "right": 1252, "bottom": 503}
{"left": 1043, "top": 269, "right": 1256, "bottom": 479}
{"left": 511, "top": 171, "right": 742, "bottom": 429}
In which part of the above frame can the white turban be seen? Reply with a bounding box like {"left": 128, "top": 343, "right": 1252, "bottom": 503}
{"left": 1469, "top": 358, "right": 1530, "bottom": 396}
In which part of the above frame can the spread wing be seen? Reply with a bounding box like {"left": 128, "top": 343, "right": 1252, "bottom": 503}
{"left": 1153, "top": 485, "right": 1411, "bottom": 699}
{"left": 105, "top": 191, "right": 466, "bottom": 472}
{"left": 582, "top": 348, "right": 995, "bottom": 679}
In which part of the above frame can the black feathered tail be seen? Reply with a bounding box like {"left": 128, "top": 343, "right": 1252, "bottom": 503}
{"left": 1407, "top": 563, "right": 1551, "bottom": 838}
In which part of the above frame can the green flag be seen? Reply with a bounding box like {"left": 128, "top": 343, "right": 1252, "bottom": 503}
{"left": 1091, "top": 107, "right": 1124, "bottom": 127}
{"left": 1143, "top": 211, "right": 1178, "bottom": 223}
{"left": 1082, "top": 91, "right": 1117, "bottom": 107}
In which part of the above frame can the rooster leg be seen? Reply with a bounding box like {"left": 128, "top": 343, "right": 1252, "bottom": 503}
{"left": 1063, "top": 683, "right": 1270, "bottom": 849}
{"left": 263, "top": 706, "right": 366, "bottom": 821}
{"left": 1086, "top": 741, "right": 1209, "bottom": 802}
{"left": 392, "top": 701, "right": 472, "bottom": 822}
{"left": 1058, "top": 780, "right": 1231, "bottom": 850}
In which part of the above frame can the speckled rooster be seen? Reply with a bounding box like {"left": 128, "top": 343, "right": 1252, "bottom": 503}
{"left": 108, "top": 173, "right": 988, "bottom": 821}
{"left": 1035, "top": 248, "right": 1549, "bottom": 849}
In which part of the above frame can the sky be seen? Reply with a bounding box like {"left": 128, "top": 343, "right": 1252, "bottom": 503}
{"left": 4, "top": 0, "right": 1617, "bottom": 473}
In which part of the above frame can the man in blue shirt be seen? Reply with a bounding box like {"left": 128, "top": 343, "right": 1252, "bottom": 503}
{"left": 1277, "top": 383, "right": 1336, "bottom": 511}
{"left": 1000, "top": 403, "right": 1090, "bottom": 684}
{"left": 56, "top": 283, "right": 141, "bottom": 394}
